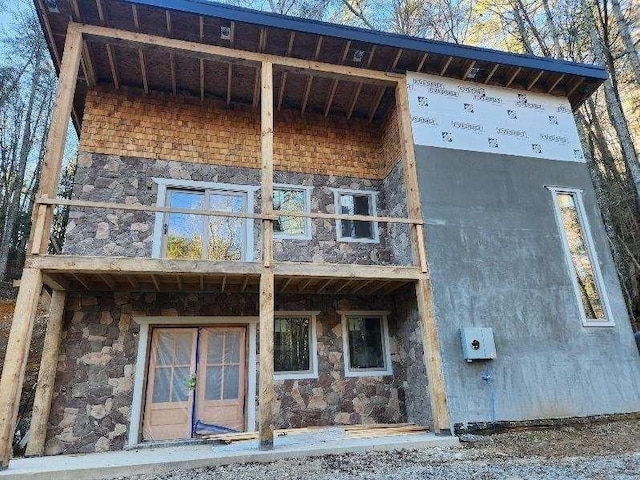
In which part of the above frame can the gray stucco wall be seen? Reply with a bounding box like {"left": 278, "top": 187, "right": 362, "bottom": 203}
{"left": 415, "top": 146, "right": 640, "bottom": 425}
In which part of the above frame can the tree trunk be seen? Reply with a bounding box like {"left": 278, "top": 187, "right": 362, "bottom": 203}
{"left": 610, "top": 0, "right": 640, "bottom": 85}
{"left": 0, "top": 40, "right": 43, "bottom": 278}
{"left": 582, "top": 0, "right": 640, "bottom": 212}
{"left": 541, "top": 0, "right": 563, "bottom": 56}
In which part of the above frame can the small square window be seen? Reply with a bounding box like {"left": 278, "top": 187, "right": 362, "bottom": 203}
{"left": 273, "top": 313, "right": 318, "bottom": 379}
{"left": 273, "top": 185, "right": 312, "bottom": 239}
{"left": 340, "top": 312, "right": 392, "bottom": 377}
{"left": 332, "top": 189, "right": 379, "bottom": 243}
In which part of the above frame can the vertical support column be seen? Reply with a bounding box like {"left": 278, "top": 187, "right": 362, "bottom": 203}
{"left": 261, "top": 61, "right": 274, "bottom": 268}
{"left": 25, "top": 290, "right": 67, "bottom": 457}
{"left": 28, "top": 22, "right": 83, "bottom": 255}
{"left": 258, "top": 269, "right": 275, "bottom": 449}
{"left": 258, "top": 61, "right": 275, "bottom": 449}
{"left": 395, "top": 81, "right": 451, "bottom": 434}
{"left": 0, "top": 269, "right": 43, "bottom": 468}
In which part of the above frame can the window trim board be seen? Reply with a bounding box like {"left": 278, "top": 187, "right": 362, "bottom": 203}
{"left": 546, "top": 186, "right": 614, "bottom": 327}
{"left": 273, "top": 310, "right": 320, "bottom": 380}
{"left": 339, "top": 310, "right": 393, "bottom": 377}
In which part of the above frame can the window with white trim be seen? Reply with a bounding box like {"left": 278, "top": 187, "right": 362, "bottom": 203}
{"left": 332, "top": 189, "right": 379, "bottom": 243}
{"left": 152, "top": 179, "right": 258, "bottom": 262}
{"left": 273, "top": 312, "right": 318, "bottom": 380}
{"left": 340, "top": 311, "right": 392, "bottom": 377}
{"left": 273, "top": 185, "right": 312, "bottom": 239}
{"left": 549, "top": 187, "right": 612, "bottom": 326}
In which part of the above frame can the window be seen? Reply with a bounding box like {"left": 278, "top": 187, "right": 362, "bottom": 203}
{"left": 549, "top": 187, "right": 612, "bottom": 326}
{"left": 331, "top": 189, "right": 379, "bottom": 243}
{"left": 273, "top": 184, "right": 312, "bottom": 239}
{"left": 273, "top": 312, "right": 318, "bottom": 380}
{"left": 340, "top": 311, "right": 392, "bottom": 377}
{"left": 152, "top": 179, "right": 258, "bottom": 262}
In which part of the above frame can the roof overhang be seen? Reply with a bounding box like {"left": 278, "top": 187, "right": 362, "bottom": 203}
{"left": 35, "top": 0, "right": 606, "bottom": 131}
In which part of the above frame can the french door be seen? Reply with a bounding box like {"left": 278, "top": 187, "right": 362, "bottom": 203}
{"left": 162, "top": 188, "right": 248, "bottom": 261}
{"left": 142, "top": 326, "right": 246, "bottom": 441}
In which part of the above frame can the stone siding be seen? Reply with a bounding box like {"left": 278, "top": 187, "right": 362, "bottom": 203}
{"left": 64, "top": 153, "right": 412, "bottom": 265}
{"left": 45, "top": 291, "right": 429, "bottom": 455}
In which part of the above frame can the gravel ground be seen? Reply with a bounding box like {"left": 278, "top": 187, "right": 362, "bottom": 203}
{"left": 128, "top": 419, "right": 640, "bottom": 480}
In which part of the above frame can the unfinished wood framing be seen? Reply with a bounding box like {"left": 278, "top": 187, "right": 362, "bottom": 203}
{"left": 27, "top": 22, "right": 82, "bottom": 255}
{"left": 261, "top": 61, "right": 274, "bottom": 268}
{"left": 0, "top": 269, "right": 44, "bottom": 468}
{"left": 395, "top": 80, "right": 451, "bottom": 433}
{"left": 24, "top": 290, "right": 67, "bottom": 457}
{"left": 258, "top": 269, "right": 275, "bottom": 449}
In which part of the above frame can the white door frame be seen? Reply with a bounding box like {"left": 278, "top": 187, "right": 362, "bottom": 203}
{"left": 129, "top": 316, "right": 259, "bottom": 447}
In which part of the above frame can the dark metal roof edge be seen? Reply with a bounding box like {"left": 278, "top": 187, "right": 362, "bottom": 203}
{"left": 127, "top": 0, "right": 607, "bottom": 81}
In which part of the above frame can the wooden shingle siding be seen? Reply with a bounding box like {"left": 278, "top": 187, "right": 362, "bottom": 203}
{"left": 80, "top": 88, "right": 401, "bottom": 180}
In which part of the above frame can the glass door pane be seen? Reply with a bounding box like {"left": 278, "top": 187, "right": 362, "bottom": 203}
{"left": 207, "top": 192, "right": 246, "bottom": 261}
{"left": 164, "top": 190, "right": 205, "bottom": 260}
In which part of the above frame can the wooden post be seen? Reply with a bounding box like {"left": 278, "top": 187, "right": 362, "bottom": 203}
{"left": 0, "top": 269, "right": 43, "bottom": 468}
{"left": 258, "top": 60, "right": 275, "bottom": 449}
{"left": 258, "top": 269, "right": 275, "bottom": 449}
{"left": 28, "top": 22, "right": 83, "bottom": 255}
{"left": 261, "top": 61, "right": 274, "bottom": 268}
{"left": 25, "top": 290, "right": 67, "bottom": 457}
{"left": 395, "top": 81, "right": 451, "bottom": 434}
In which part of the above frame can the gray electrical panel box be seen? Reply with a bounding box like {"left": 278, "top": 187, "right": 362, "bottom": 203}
{"left": 460, "top": 327, "right": 496, "bottom": 362}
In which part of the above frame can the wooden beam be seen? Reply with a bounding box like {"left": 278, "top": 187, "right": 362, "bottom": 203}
{"left": 176, "top": 275, "right": 183, "bottom": 291}
{"left": 369, "top": 86, "right": 386, "bottom": 123}
{"left": 333, "top": 279, "right": 354, "bottom": 294}
{"left": 106, "top": 45, "right": 120, "bottom": 90}
{"left": 350, "top": 279, "right": 372, "bottom": 294}
{"left": 227, "top": 22, "right": 235, "bottom": 104}
{"left": 200, "top": 58, "right": 205, "bottom": 101}
{"left": 301, "top": 37, "right": 323, "bottom": 114}
{"left": 547, "top": 73, "right": 565, "bottom": 93}
{"left": 347, "top": 46, "right": 377, "bottom": 120}
{"left": 26, "top": 255, "right": 263, "bottom": 277}
{"left": 298, "top": 277, "right": 314, "bottom": 292}
{"left": 151, "top": 275, "right": 161, "bottom": 292}
{"left": 220, "top": 276, "right": 227, "bottom": 292}
{"left": 99, "top": 274, "right": 116, "bottom": 290}
{"left": 527, "top": 71, "right": 544, "bottom": 90}
{"left": 68, "top": 0, "right": 96, "bottom": 88}
{"left": 165, "top": 10, "right": 172, "bottom": 35}
{"left": 396, "top": 78, "right": 450, "bottom": 433}
{"left": 277, "top": 32, "right": 296, "bottom": 110}
{"left": 169, "top": 53, "right": 177, "bottom": 95}
{"left": 567, "top": 77, "right": 584, "bottom": 96}
{"left": 241, "top": 276, "right": 250, "bottom": 292}
{"left": 127, "top": 275, "right": 139, "bottom": 290}
{"left": 439, "top": 56, "right": 452, "bottom": 76}
{"left": 484, "top": 63, "right": 500, "bottom": 84}
{"left": 325, "top": 40, "right": 352, "bottom": 117}
{"left": 506, "top": 67, "right": 521, "bottom": 87}
{"left": 199, "top": 274, "right": 205, "bottom": 291}
{"left": 280, "top": 277, "right": 293, "bottom": 292}
{"left": 261, "top": 61, "right": 274, "bottom": 268}
{"left": 71, "top": 273, "right": 90, "bottom": 290}
{"left": 416, "top": 53, "right": 428, "bottom": 73}
{"left": 258, "top": 269, "right": 275, "bottom": 450}
{"left": 0, "top": 269, "right": 43, "bottom": 467}
{"left": 368, "top": 280, "right": 390, "bottom": 294}
{"left": 274, "top": 262, "right": 424, "bottom": 281}
{"left": 81, "top": 23, "right": 396, "bottom": 85}
{"left": 390, "top": 49, "right": 403, "bottom": 71}
{"left": 131, "top": 6, "right": 148, "bottom": 94}
{"left": 317, "top": 279, "right": 333, "bottom": 293}
{"left": 24, "top": 290, "right": 66, "bottom": 457}
{"left": 253, "top": 29, "right": 267, "bottom": 108}
{"left": 462, "top": 60, "right": 476, "bottom": 79}
{"left": 27, "top": 23, "right": 82, "bottom": 255}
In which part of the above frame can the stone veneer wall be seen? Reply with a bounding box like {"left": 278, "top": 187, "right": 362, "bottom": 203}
{"left": 64, "top": 153, "right": 412, "bottom": 265}
{"left": 45, "top": 290, "right": 429, "bottom": 455}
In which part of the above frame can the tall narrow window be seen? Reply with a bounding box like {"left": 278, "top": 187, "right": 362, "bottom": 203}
{"left": 273, "top": 185, "right": 312, "bottom": 239}
{"left": 550, "top": 188, "right": 611, "bottom": 325}
{"left": 332, "top": 189, "right": 379, "bottom": 243}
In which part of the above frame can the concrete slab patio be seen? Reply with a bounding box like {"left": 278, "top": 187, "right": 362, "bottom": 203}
{"left": 0, "top": 429, "right": 459, "bottom": 480}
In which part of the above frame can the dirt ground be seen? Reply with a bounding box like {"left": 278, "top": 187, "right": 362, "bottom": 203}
{"left": 128, "top": 419, "right": 640, "bottom": 480}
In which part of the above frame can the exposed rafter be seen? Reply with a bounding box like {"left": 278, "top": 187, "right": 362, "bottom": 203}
{"left": 506, "top": 67, "right": 521, "bottom": 87}
{"left": 439, "top": 56, "right": 452, "bottom": 76}
{"left": 253, "top": 28, "right": 267, "bottom": 108}
{"left": 324, "top": 40, "right": 351, "bottom": 117}
{"left": 301, "top": 37, "right": 323, "bottom": 114}
{"left": 527, "top": 71, "right": 544, "bottom": 90}
{"left": 484, "top": 63, "right": 500, "bottom": 84}
{"left": 416, "top": 52, "right": 428, "bottom": 73}
{"left": 131, "top": 5, "right": 148, "bottom": 94}
{"left": 277, "top": 32, "right": 296, "bottom": 110}
{"left": 547, "top": 73, "right": 565, "bottom": 93}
